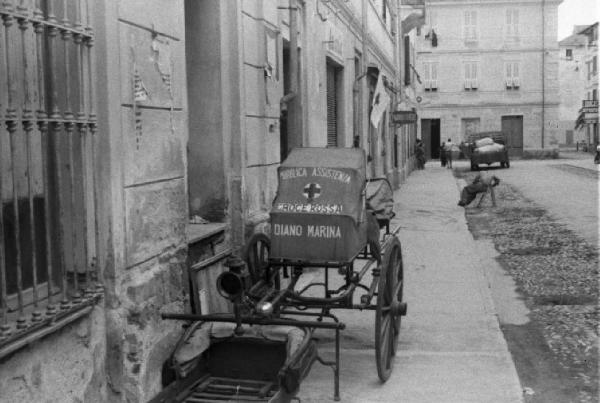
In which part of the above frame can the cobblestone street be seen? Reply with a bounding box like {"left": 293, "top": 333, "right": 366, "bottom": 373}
{"left": 454, "top": 155, "right": 599, "bottom": 403}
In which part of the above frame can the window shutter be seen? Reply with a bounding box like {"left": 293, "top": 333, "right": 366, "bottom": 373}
{"left": 326, "top": 64, "right": 338, "bottom": 147}
{"left": 431, "top": 63, "right": 438, "bottom": 89}
{"left": 471, "top": 64, "right": 478, "bottom": 89}
{"left": 464, "top": 63, "right": 471, "bottom": 89}
{"left": 423, "top": 62, "right": 430, "bottom": 89}
{"left": 513, "top": 11, "right": 519, "bottom": 35}
{"left": 463, "top": 11, "right": 470, "bottom": 39}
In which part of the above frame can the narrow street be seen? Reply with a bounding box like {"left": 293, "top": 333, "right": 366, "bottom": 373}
{"left": 298, "top": 162, "right": 522, "bottom": 403}
{"left": 454, "top": 152, "right": 599, "bottom": 403}
{"left": 298, "top": 153, "right": 598, "bottom": 403}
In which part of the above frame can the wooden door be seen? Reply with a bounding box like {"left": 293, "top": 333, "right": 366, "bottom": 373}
{"left": 501, "top": 116, "right": 524, "bottom": 156}
{"left": 421, "top": 119, "right": 431, "bottom": 158}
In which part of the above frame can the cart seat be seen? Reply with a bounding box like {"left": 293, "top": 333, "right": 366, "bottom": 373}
{"left": 169, "top": 321, "right": 317, "bottom": 401}
{"left": 366, "top": 178, "right": 395, "bottom": 226}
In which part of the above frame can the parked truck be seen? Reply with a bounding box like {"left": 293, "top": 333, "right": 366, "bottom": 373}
{"left": 460, "top": 131, "right": 510, "bottom": 171}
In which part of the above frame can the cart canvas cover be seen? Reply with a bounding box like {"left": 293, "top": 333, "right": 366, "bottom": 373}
{"left": 270, "top": 148, "right": 367, "bottom": 262}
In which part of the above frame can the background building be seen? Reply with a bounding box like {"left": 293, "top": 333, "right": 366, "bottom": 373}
{"left": 415, "top": 0, "right": 562, "bottom": 159}
{"left": 558, "top": 25, "right": 588, "bottom": 146}
{"left": 0, "top": 1, "right": 414, "bottom": 401}
{"left": 575, "top": 22, "right": 598, "bottom": 148}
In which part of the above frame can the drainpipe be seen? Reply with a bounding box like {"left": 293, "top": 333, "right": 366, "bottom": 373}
{"left": 362, "top": 0, "right": 369, "bottom": 153}
{"left": 541, "top": 0, "right": 545, "bottom": 148}
{"left": 289, "top": 0, "right": 299, "bottom": 147}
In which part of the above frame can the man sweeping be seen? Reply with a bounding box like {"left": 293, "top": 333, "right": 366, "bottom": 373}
{"left": 458, "top": 173, "right": 500, "bottom": 207}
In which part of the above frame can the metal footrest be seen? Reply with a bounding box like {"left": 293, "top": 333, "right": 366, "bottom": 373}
{"left": 182, "top": 377, "right": 276, "bottom": 402}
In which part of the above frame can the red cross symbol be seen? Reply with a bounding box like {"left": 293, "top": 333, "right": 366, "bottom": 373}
{"left": 303, "top": 183, "right": 321, "bottom": 201}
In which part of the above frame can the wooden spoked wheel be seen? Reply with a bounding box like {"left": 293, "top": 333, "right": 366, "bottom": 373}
{"left": 244, "top": 233, "right": 278, "bottom": 288}
{"left": 375, "top": 237, "right": 404, "bottom": 382}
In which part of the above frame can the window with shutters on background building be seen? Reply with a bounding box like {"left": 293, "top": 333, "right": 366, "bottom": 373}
{"left": 565, "top": 48, "right": 573, "bottom": 60}
{"left": 463, "top": 10, "right": 477, "bottom": 43}
{"left": 0, "top": 0, "right": 102, "bottom": 359}
{"left": 505, "top": 61, "right": 520, "bottom": 90}
{"left": 505, "top": 9, "right": 519, "bottom": 41}
{"left": 422, "top": 61, "right": 438, "bottom": 91}
{"left": 463, "top": 62, "right": 478, "bottom": 90}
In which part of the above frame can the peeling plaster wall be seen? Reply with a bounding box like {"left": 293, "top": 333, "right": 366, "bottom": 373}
{"left": 100, "top": 1, "right": 190, "bottom": 401}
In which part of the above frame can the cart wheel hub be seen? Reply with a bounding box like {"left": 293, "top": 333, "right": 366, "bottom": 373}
{"left": 391, "top": 301, "right": 407, "bottom": 316}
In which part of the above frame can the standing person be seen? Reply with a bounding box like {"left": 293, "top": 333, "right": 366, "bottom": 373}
{"left": 415, "top": 139, "right": 425, "bottom": 169}
{"left": 440, "top": 142, "right": 447, "bottom": 167}
{"left": 444, "top": 138, "right": 454, "bottom": 169}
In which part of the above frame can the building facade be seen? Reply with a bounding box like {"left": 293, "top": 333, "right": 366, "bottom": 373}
{"left": 575, "top": 22, "right": 598, "bottom": 148}
{"left": 558, "top": 26, "right": 588, "bottom": 146}
{"left": 414, "top": 0, "right": 561, "bottom": 159}
{"left": 0, "top": 1, "right": 414, "bottom": 402}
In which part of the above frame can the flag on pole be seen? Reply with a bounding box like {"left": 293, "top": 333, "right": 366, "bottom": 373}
{"left": 370, "top": 74, "right": 390, "bottom": 128}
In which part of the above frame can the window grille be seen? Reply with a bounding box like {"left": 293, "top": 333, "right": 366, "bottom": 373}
{"left": 0, "top": 0, "right": 102, "bottom": 359}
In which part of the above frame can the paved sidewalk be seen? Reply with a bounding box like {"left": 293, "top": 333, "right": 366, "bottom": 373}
{"left": 298, "top": 165, "right": 523, "bottom": 403}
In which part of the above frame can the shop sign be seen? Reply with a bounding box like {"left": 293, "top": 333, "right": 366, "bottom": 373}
{"left": 392, "top": 110, "right": 418, "bottom": 124}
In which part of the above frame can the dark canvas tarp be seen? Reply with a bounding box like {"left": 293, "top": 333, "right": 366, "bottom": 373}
{"left": 272, "top": 148, "right": 367, "bottom": 224}
{"left": 270, "top": 148, "right": 368, "bottom": 263}
{"left": 366, "top": 178, "right": 394, "bottom": 222}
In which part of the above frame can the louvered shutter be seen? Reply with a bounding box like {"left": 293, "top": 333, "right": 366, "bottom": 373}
{"left": 326, "top": 64, "right": 338, "bottom": 147}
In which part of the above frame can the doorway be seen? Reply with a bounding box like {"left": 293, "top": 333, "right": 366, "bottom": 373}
{"left": 501, "top": 115, "right": 523, "bottom": 157}
{"left": 421, "top": 118, "right": 440, "bottom": 159}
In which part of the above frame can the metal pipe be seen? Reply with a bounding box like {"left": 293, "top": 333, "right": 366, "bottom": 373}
{"left": 161, "top": 312, "right": 346, "bottom": 330}
{"left": 541, "top": 0, "right": 545, "bottom": 148}
{"left": 47, "top": 0, "right": 60, "bottom": 119}
{"left": 61, "top": 0, "right": 72, "bottom": 119}
{"left": 19, "top": 11, "right": 40, "bottom": 309}
{"left": 334, "top": 328, "right": 340, "bottom": 401}
{"left": 52, "top": 121, "right": 68, "bottom": 307}
{"left": 8, "top": 124, "right": 24, "bottom": 319}
{"left": 67, "top": 123, "right": 78, "bottom": 297}
{"left": 0, "top": 18, "right": 7, "bottom": 334}
{"left": 32, "top": 7, "right": 56, "bottom": 310}
{"left": 289, "top": 0, "right": 298, "bottom": 147}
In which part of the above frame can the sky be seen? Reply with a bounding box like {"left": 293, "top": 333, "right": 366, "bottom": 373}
{"left": 557, "top": 0, "right": 599, "bottom": 40}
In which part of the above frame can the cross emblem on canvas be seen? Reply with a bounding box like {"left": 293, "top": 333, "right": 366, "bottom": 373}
{"left": 303, "top": 183, "right": 321, "bottom": 202}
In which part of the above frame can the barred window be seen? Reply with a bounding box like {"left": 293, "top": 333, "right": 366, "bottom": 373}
{"left": 0, "top": 0, "right": 101, "bottom": 358}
